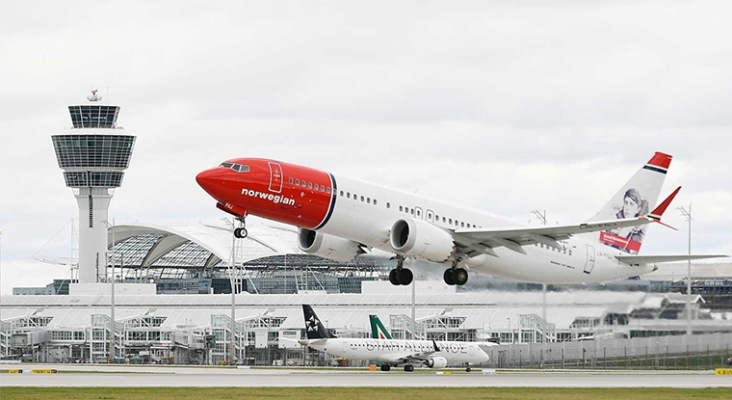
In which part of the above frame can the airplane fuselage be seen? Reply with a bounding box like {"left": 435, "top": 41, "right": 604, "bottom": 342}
{"left": 303, "top": 337, "right": 489, "bottom": 366}
{"left": 196, "top": 158, "right": 654, "bottom": 284}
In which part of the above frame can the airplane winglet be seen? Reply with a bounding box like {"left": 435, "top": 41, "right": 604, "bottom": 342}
{"left": 646, "top": 186, "right": 681, "bottom": 230}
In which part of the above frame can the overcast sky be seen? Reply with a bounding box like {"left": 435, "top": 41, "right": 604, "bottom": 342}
{"left": 1, "top": 0, "right": 730, "bottom": 294}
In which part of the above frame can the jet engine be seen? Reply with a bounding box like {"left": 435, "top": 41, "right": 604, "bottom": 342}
{"left": 424, "top": 357, "right": 448, "bottom": 369}
{"left": 390, "top": 219, "right": 454, "bottom": 263}
{"left": 298, "top": 229, "right": 364, "bottom": 262}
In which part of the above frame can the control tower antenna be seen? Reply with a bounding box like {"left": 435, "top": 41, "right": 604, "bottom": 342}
{"left": 52, "top": 90, "right": 136, "bottom": 283}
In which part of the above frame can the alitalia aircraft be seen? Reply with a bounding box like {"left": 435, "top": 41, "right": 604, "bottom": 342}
{"left": 298, "top": 305, "right": 490, "bottom": 372}
{"left": 196, "top": 152, "right": 726, "bottom": 286}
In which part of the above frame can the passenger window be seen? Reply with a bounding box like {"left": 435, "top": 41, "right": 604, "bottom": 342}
{"left": 461, "top": 222, "right": 465, "bottom": 227}
{"left": 569, "top": 250, "right": 572, "bottom": 256}
{"left": 399, "top": 206, "right": 403, "bottom": 211}
{"left": 301, "top": 181, "right": 307, "bottom": 187}
{"left": 374, "top": 199, "right": 378, "bottom": 205}
{"left": 386, "top": 202, "right": 390, "bottom": 208}
{"left": 295, "top": 179, "right": 300, "bottom": 185}
{"left": 313, "top": 184, "right": 319, "bottom": 191}
{"left": 443, "top": 217, "right": 446, "bottom": 223}
{"left": 361, "top": 196, "right": 364, "bottom": 202}
{"left": 288, "top": 177, "right": 294, "bottom": 184}
{"left": 327, "top": 188, "right": 331, "bottom": 194}
{"left": 347, "top": 193, "right": 351, "bottom": 199}
{"left": 321, "top": 186, "right": 326, "bottom": 192}
{"left": 410, "top": 209, "right": 414, "bottom": 215}
{"left": 340, "top": 190, "right": 344, "bottom": 196}
{"left": 367, "top": 198, "right": 371, "bottom": 204}
{"left": 449, "top": 219, "right": 452, "bottom": 224}
{"left": 308, "top": 182, "right": 313, "bottom": 189}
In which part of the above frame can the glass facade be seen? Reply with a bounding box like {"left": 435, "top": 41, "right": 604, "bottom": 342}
{"left": 63, "top": 171, "right": 124, "bottom": 187}
{"left": 52, "top": 135, "right": 135, "bottom": 169}
{"left": 68, "top": 105, "right": 120, "bottom": 128}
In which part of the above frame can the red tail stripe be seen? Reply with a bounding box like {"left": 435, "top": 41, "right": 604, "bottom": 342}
{"left": 647, "top": 152, "right": 672, "bottom": 169}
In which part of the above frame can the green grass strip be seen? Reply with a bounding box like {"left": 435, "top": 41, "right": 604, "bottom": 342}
{"left": 1, "top": 387, "right": 731, "bottom": 400}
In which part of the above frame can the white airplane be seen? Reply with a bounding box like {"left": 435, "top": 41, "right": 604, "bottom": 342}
{"left": 196, "top": 152, "right": 727, "bottom": 286}
{"left": 298, "top": 305, "right": 491, "bottom": 372}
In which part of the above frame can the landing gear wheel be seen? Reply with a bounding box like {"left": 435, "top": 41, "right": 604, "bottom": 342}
{"left": 465, "top": 367, "right": 472, "bottom": 372}
{"left": 389, "top": 269, "right": 400, "bottom": 286}
{"left": 397, "top": 268, "right": 413, "bottom": 285}
{"left": 233, "top": 227, "right": 248, "bottom": 239}
{"left": 444, "top": 269, "right": 455, "bottom": 285}
{"left": 404, "top": 364, "right": 414, "bottom": 372}
{"left": 380, "top": 363, "right": 391, "bottom": 372}
{"left": 453, "top": 268, "right": 469, "bottom": 285}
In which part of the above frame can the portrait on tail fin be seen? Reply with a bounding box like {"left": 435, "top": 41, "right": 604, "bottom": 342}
{"left": 600, "top": 187, "right": 649, "bottom": 254}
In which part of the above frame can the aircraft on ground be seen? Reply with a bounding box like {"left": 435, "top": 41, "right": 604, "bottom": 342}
{"left": 298, "top": 305, "right": 491, "bottom": 372}
{"left": 370, "top": 314, "right": 393, "bottom": 339}
{"left": 196, "top": 152, "right": 726, "bottom": 286}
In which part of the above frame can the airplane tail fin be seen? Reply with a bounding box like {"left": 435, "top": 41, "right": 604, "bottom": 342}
{"left": 369, "top": 315, "right": 393, "bottom": 339}
{"left": 302, "top": 305, "right": 336, "bottom": 339}
{"left": 583, "top": 152, "right": 672, "bottom": 254}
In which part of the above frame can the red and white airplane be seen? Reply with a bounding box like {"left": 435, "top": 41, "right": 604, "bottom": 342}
{"left": 196, "top": 152, "right": 726, "bottom": 286}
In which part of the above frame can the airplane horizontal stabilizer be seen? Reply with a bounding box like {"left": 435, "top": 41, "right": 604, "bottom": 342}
{"left": 616, "top": 254, "right": 728, "bottom": 265}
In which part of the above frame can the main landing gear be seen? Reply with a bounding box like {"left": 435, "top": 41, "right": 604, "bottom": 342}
{"left": 233, "top": 217, "right": 248, "bottom": 239}
{"left": 443, "top": 265, "right": 469, "bottom": 286}
{"left": 403, "top": 364, "right": 414, "bottom": 372}
{"left": 388, "top": 256, "right": 413, "bottom": 286}
{"left": 380, "top": 363, "right": 391, "bottom": 372}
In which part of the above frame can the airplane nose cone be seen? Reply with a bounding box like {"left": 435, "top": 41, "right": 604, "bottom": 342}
{"left": 196, "top": 168, "right": 222, "bottom": 195}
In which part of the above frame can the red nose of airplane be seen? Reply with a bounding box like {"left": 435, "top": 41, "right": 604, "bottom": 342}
{"left": 196, "top": 168, "right": 223, "bottom": 198}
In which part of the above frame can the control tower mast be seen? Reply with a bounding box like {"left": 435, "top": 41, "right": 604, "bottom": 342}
{"left": 52, "top": 90, "right": 136, "bottom": 283}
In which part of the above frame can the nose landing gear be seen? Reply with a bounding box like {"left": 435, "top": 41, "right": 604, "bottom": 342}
{"left": 233, "top": 217, "right": 248, "bottom": 239}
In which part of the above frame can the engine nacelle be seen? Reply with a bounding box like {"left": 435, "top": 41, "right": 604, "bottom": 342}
{"left": 425, "top": 356, "right": 448, "bottom": 369}
{"left": 298, "top": 229, "right": 363, "bottom": 262}
{"left": 390, "top": 218, "right": 454, "bottom": 263}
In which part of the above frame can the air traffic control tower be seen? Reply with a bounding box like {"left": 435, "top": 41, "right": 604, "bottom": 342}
{"left": 52, "top": 90, "right": 136, "bottom": 283}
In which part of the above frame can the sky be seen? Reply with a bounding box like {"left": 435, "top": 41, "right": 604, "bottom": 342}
{"left": 1, "top": 0, "right": 730, "bottom": 295}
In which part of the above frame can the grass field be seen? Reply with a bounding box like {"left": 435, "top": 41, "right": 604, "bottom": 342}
{"left": 1, "top": 388, "right": 731, "bottom": 400}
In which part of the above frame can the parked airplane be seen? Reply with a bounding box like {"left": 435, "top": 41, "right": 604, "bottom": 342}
{"left": 370, "top": 314, "right": 393, "bottom": 339}
{"left": 299, "top": 305, "right": 490, "bottom": 371}
{"left": 196, "top": 152, "right": 726, "bottom": 286}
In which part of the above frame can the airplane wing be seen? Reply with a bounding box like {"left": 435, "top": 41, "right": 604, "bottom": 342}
{"left": 616, "top": 254, "right": 728, "bottom": 265}
{"left": 452, "top": 216, "right": 654, "bottom": 255}
{"left": 451, "top": 187, "right": 681, "bottom": 256}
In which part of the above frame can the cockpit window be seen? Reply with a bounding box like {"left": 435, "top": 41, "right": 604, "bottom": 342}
{"left": 218, "top": 162, "right": 250, "bottom": 173}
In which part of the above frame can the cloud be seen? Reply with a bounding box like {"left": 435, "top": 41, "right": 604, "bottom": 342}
{"left": 1, "top": 0, "right": 730, "bottom": 293}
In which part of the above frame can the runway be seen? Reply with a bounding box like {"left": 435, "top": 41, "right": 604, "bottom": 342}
{"left": 2, "top": 365, "right": 730, "bottom": 388}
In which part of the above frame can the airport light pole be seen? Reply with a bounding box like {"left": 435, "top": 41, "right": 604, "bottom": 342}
{"left": 103, "top": 219, "right": 116, "bottom": 364}
{"left": 531, "top": 210, "right": 549, "bottom": 362}
{"left": 677, "top": 204, "right": 693, "bottom": 337}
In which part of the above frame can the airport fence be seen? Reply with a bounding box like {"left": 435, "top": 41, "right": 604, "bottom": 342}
{"left": 484, "top": 332, "right": 732, "bottom": 369}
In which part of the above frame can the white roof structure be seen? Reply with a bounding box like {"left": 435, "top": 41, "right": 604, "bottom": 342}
{"left": 106, "top": 217, "right": 304, "bottom": 271}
